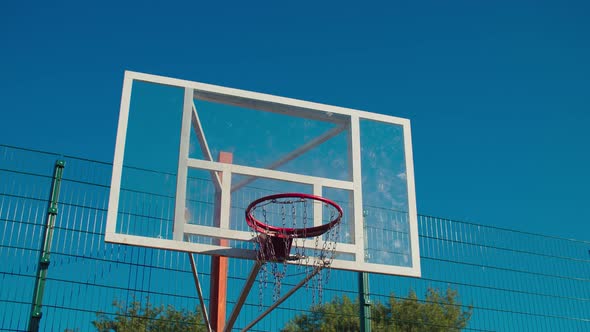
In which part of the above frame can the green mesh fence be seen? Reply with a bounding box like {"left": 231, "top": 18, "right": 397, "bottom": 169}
{"left": 0, "top": 144, "right": 588, "bottom": 331}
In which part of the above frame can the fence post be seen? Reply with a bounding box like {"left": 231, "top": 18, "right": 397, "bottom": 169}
{"left": 28, "top": 160, "right": 65, "bottom": 332}
{"left": 359, "top": 272, "right": 372, "bottom": 332}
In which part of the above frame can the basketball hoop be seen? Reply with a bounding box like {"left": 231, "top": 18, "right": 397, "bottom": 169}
{"left": 245, "top": 193, "right": 343, "bottom": 304}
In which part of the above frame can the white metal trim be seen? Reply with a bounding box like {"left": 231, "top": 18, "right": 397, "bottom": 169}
{"left": 105, "top": 232, "right": 257, "bottom": 259}
{"left": 313, "top": 185, "right": 322, "bottom": 227}
{"left": 107, "top": 71, "right": 422, "bottom": 278}
{"left": 124, "top": 70, "right": 410, "bottom": 125}
{"left": 183, "top": 224, "right": 253, "bottom": 241}
{"left": 173, "top": 88, "right": 193, "bottom": 241}
{"left": 182, "top": 224, "right": 358, "bottom": 253}
{"left": 106, "top": 73, "right": 133, "bottom": 235}
{"left": 329, "top": 259, "right": 421, "bottom": 277}
{"left": 219, "top": 164, "right": 232, "bottom": 230}
{"left": 104, "top": 232, "right": 416, "bottom": 276}
{"left": 186, "top": 158, "right": 354, "bottom": 191}
{"left": 403, "top": 120, "right": 421, "bottom": 276}
{"left": 349, "top": 115, "right": 365, "bottom": 263}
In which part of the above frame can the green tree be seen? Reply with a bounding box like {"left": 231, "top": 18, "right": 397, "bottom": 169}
{"left": 284, "top": 296, "right": 360, "bottom": 332}
{"left": 282, "top": 287, "right": 472, "bottom": 332}
{"left": 92, "top": 299, "right": 206, "bottom": 332}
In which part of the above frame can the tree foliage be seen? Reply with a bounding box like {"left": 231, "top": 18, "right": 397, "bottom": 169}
{"left": 92, "top": 299, "right": 206, "bottom": 332}
{"left": 282, "top": 287, "right": 472, "bottom": 332}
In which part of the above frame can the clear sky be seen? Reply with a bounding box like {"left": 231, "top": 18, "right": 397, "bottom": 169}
{"left": 1, "top": 0, "right": 589, "bottom": 241}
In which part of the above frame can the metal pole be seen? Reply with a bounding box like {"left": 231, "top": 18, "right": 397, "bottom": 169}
{"left": 224, "top": 261, "right": 263, "bottom": 332}
{"left": 188, "top": 252, "right": 212, "bottom": 332}
{"left": 210, "top": 152, "right": 233, "bottom": 332}
{"left": 359, "top": 272, "right": 371, "bottom": 332}
{"left": 241, "top": 266, "right": 323, "bottom": 332}
{"left": 28, "top": 160, "right": 65, "bottom": 332}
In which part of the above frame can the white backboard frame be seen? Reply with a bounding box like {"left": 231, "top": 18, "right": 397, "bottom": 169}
{"left": 106, "top": 70, "right": 421, "bottom": 277}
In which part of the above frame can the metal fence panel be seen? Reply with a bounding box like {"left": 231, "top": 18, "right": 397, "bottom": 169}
{"left": 0, "top": 144, "right": 588, "bottom": 331}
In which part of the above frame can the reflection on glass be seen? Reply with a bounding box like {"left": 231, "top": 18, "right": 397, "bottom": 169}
{"left": 360, "top": 119, "right": 412, "bottom": 267}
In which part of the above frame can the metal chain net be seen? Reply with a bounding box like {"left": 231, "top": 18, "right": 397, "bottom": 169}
{"left": 249, "top": 196, "right": 341, "bottom": 308}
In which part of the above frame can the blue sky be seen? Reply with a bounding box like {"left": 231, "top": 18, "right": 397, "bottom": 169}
{"left": 1, "top": 0, "right": 589, "bottom": 241}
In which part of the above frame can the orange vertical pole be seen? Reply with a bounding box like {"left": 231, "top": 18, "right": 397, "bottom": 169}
{"left": 210, "top": 151, "right": 232, "bottom": 331}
